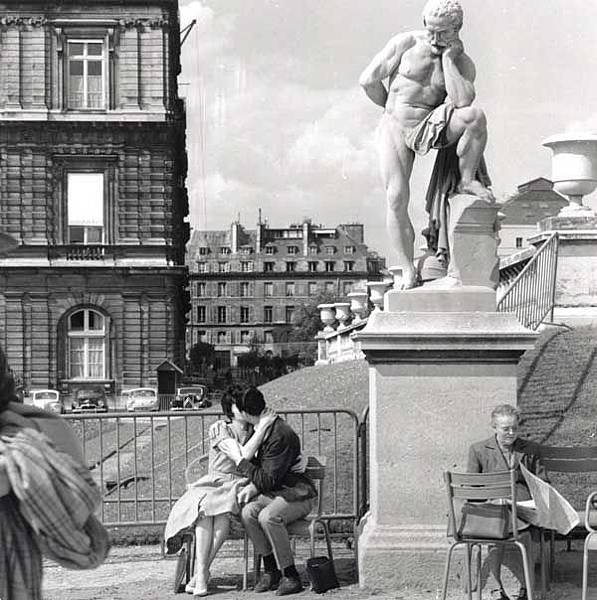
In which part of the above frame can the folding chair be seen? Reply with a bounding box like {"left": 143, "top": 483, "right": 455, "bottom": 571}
{"left": 442, "top": 469, "right": 536, "bottom": 600}
{"left": 582, "top": 490, "right": 597, "bottom": 600}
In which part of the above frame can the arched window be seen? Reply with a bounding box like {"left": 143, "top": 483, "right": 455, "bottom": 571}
{"left": 68, "top": 309, "right": 106, "bottom": 379}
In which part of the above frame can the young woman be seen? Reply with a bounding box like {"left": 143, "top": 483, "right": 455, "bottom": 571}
{"left": 164, "top": 387, "right": 277, "bottom": 597}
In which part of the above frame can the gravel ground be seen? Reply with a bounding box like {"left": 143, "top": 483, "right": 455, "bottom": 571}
{"left": 42, "top": 541, "right": 591, "bottom": 600}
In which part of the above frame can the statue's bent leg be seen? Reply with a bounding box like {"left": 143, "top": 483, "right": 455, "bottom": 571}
{"left": 377, "top": 119, "right": 417, "bottom": 289}
{"left": 445, "top": 106, "right": 493, "bottom": 201}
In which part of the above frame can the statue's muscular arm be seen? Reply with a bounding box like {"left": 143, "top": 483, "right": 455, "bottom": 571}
{"left": 442, "top": 42, "right": 476, "bottom": 108}
{"left": 359, "top": 33, "right": 416, "bottom": 108}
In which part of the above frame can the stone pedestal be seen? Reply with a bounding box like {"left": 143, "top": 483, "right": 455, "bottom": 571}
{"left": 354, "top": 287, "right": 537, "bottom": 590}
{"left": 530, "top": 214, "right": 597, "bottom": 326}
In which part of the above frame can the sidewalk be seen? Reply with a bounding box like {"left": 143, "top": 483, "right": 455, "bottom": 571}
{"left": 42, "top": 541, "right": 592, "bottom": 600}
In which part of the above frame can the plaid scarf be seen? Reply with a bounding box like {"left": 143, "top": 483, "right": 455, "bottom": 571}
{"left": 0, "top": 418, "right": 110, "bottom": 570}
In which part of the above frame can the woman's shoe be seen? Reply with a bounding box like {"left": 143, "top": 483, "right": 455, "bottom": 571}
{"left": 185, "top": 582, "right": 195, "bottom": 594}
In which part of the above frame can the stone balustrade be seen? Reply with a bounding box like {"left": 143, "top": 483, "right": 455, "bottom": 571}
{"left": 316, "top": 280, "right": 392, "bottom": 365}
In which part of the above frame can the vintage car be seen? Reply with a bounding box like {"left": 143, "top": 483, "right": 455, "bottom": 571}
{"left": 125, "top": 387, "right": 159, "bottom": 412}
{"left": 171, "top": 385, "right": 212, "bottom": 411}
{"left": 27, "top": 389, "right": 63, "bottom": 414}
{"left": 71, "top": 387, "right": 109, "bottom": 413}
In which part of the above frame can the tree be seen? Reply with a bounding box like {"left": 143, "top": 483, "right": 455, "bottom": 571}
{"left": 287, "top": 291, "right": 336, "bottom": 365}
{"left": 188, "top": 341, "right": 216, "bottom": 373}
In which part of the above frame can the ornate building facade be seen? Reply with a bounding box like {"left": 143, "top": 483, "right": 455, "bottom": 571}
{"left": 0, "top": 0, "right": 189, "bottom": 397}
{"left": 186, "top": 217, "right": 385, "bottom": 367}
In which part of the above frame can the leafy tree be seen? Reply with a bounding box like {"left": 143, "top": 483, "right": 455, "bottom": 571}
{"left": 288, "top": 291, "right": 336, "bottom": 365}
{"left": 188, "top": 341, "right": 216, "bottom": 373}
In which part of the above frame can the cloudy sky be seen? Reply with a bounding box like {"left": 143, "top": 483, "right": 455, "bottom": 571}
{"left": 178, "top": 0, "right": 597, "bottom": 261}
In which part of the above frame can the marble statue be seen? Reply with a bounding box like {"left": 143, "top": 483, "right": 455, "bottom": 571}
{"left": 359, "top": 0, "right": 494, "bottom": 290}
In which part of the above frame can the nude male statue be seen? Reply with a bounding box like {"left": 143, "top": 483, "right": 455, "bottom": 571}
{"left": 359, "top": 0, "right": 493, "bottom": 289}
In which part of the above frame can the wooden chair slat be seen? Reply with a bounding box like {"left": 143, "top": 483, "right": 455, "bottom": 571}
{"left": 450, "top": 471, "right": 511, "bottom": 486}
{"left": 543, "top": 458, "right": 597, "bottom": 472}
{"left": 451, "top": 486, "right": 512, "bottom": 500}
{"left": 537, "top": 445, "right": 597, "bottom": 459}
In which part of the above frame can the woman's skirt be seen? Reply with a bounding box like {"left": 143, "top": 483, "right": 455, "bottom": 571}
{"left": 0, "top": 494, "right": 42, "bottom": 600}
{"left": 164, "top": 473, "right": 247, "bottom": 554}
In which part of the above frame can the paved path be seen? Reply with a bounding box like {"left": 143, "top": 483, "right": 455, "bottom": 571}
{"left": 42, "top": 542, "right": 590, "bottom": 600}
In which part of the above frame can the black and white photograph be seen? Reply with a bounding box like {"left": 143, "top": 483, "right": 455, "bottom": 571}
{"left": 1, "top": 0, "right": 597, "bottom": 599}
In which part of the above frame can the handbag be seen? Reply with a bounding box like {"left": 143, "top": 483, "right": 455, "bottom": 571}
{"left": 305, "top": 556, "right": 340, "bottom": 593}
{"left": 458, "top": 502, "right": 510, "bottom": 539}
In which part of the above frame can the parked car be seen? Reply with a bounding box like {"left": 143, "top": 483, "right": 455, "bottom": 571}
{"left": 171, "top": 385, "right": 211, "bottom": 411}
{"left": 125, "top": 387, "right": 159, "bottom": 412}
{"left": 71, "top": 387, "right": 109, "bottom": 413}
{"left": 27, "top": 389, "right": 63, "bottom": 414}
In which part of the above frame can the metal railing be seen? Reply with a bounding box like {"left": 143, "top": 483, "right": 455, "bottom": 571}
{"left": 64, "top": 408, "right": 360, "bottom": 533}
{"left": 496, "top": 232, "right": 559, "bottom": 330}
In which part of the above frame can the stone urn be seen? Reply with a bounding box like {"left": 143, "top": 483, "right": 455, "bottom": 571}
{"left": 347, "top": 291, "right": 369, "bottom": 323}
{"left": 317, "top": 303, "right": 336, "bottom": 332}
{"left": 367, "top": 281, "right": 390, "bottom": 312}
{"left": 334, "top": 302, "right": 351, "bottom": 329}
{"left": 543, "top": 133, "right": 597, "bottom": 214}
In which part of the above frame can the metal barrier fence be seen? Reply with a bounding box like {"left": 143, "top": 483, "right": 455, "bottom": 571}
{"left": 496, "top": 232, "right": 559, "bottom": 330}
{"left": 64, "top": 408, "right": 360, "bottom": 532}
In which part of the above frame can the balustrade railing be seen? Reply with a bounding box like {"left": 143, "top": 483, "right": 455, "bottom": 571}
{"left": 496, "top": 232, "right": 559, "bottom": 330}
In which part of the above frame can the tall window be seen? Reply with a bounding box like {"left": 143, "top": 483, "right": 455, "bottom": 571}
{"left": 196, "top": 282, "right": 206, "bottom": 297}
{"left": 265, "top": 246, "right": 275, "bottom": 255}
{"left": 308, "top": 282, "right": 317, "bottom": 296}
{"left": 240, "top": 330, "right": 252, "bottom": 344}
{"left": 68, "top": 309, "right": 105, "bottom": 379}
{"left": 285, "top": 282, "right": 295, "bottom": 297}
{"left": 197, "top": 330, "right": 207, "bottom": 342}
{"left": 67, "top": 40, "right": 106, "bottom": 109}
{"left": 325, "top": 261, "right": 335, "bottom": 272}
{"left": 196, "top": 262, "right": 207, "bottom": 273}
{"left": 516, "top": 237, "right": 523, "bottom": 249}
{"left": 287, "top": 246, "right": 299, "bottom": 255}
{"left": 218, "top": 262, "right": 230, "bottom": 273}
{"left": 264, "top": 282, "right": 274, "bottom": 297}
{"left": 343, "top": 281, "right": 353, "bottom": 295}
{"left": 240, "top": 261, "right": 254, "bottom": 272}
{"left": 217, "top": 306, "right": 227, "bottom": 324}
{"left": 217, "top": 331, "right": 227, "bottom": 344}
{"left": 264, "top": 262, "right": 275, "bottom": 272}
{"left": 240, "top": 306, "right": 250, "bottom": 323}
{"left": 308, "top": 261, "right": 318, "bottom": 272}
{"left": 285, "top": 306, "right": 295, "bottom": 323}
{"left": 197, "top": 306, "right": 206, "bottom": 323}
{"left": 217, "top": 282, "right": 227, "bottom": 297}
{"left": 286, "top": 262, "right": 296, "bottom": 272}
{"left": 240, "top": 282, "right": 250, "bottom": 297}
{"left": 68, "top": 173, "right": 104, "bottom": 244}
{"left": 264, "top": 306, "right": 273, "bottom": 323}
{"left": 344, "top": 261, "right": 355, "bottom": 272}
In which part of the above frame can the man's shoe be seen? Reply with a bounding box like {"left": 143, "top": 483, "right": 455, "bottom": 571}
{"left": 254, "top": 571, "right": 282, "bottom": 593}
{"left": 275, "top": 576, "right": 303, "bottom": 596}
{"left": 517, "top": 589, "right": 528, "bottom": 600}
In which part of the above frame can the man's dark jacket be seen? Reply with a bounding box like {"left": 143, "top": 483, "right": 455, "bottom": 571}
{"left": 237, "top": 417, "right": 316, "bottom": 501}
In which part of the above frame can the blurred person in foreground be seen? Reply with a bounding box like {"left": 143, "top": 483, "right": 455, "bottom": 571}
{"left": 467, "top": 404, "right": 546, "bottom": 600}
{"left": 0, "top": 347, "right": 109, "bottom": 600}
{"left": 233, "top": 387, "right": 315, "bottom": 596}
{"left": 164, "top": 386, "right": 279, "bottom": 597}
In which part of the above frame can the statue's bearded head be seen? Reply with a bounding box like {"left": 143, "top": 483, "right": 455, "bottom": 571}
{"left": 422, "top": 0, "right": 464, "bottom": 31}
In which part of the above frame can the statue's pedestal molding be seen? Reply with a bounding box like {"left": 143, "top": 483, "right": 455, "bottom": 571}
{"left": 354, "top": 290, "right": 537, "bottom": 589}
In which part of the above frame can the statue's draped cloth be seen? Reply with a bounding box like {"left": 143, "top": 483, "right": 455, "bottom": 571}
{"left": 424, "top": 143, "right": 491, "bottom": 264}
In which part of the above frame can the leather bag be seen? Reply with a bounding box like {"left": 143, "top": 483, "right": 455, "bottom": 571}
{"left": 458, "top": 502, "right": 510, "bottom": 539}
{"left": 305, "top": 556, "right": 340, "bottom": 593}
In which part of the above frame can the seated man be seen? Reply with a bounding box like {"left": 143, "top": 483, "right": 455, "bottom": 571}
{"left": 232, "top": 387, "right": 316, "bottom": 596}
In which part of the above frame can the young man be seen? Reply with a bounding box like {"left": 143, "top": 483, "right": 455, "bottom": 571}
{"left": 232, "top": 387, "right": 316, "bottom": 596}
